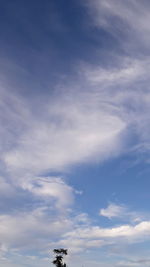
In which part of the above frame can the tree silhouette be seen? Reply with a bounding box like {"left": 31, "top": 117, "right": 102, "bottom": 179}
{"left": 52, "top": 248, "right": 68, "bottom": 267}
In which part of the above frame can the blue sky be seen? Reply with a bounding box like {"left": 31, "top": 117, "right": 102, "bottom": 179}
{"left": 0, "top": 0, "right": 150, "bottom": 266}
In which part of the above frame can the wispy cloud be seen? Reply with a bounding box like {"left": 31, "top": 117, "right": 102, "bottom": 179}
{"left": 100, "top": 203, "right": 144, "bottom": 222}
{"left": 1, "top": 85, "right": 126, "bottom": 178}
{"left": 84, "top": 0, "right": 150, "bottom": 48}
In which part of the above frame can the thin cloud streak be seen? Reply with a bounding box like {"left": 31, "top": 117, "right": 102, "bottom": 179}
{"left": 84, "top": 0, "right": 150, "bottom": 49}
{"left": 100, "top": 203, "right": 145, "bottom": 222}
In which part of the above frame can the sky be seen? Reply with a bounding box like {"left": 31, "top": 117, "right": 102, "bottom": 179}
{"left": 0, "top": 0, "right": 150, "bottom": 266}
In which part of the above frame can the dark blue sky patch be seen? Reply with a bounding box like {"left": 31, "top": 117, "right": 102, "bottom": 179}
{"left": 0, "top": 0, "right": 125, "bottom": 97}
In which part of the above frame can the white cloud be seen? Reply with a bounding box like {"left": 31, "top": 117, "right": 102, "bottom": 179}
{"left": 0, "top": 206, "right": 73, "bottom": 252}
{"left": 22, "top": 176, "right": 74, "bottom": 209}
{"left": 81, "top": 59, "right": 150, "bottom": 158}
{"left": 1, "top": 205, "right": 150, "bottom": 266}
{"left": 100, "top": 203, "right": 126, "bottom": 219}
{"left": 100, "top": 203, "right": 143, "bottom": 222}
{"left": 82, "top": 60, "right": 145, "bottom": 85}
{"left": 58, "top": 237, "right": 106, "bottom": 253}
{"left": 1, "top": 55, "right": 150, "bottom": 181}
{"left": 64, "top": 220, "right": 150, "bottom": 241}
{"left": 84, "top": 0, "right": 150, "bottom": 47}
{"left": 0, "top": 87, "right": 126, "bottom": 178}
{"left": 0, "top": 252, "right": 50, "bottom": 267}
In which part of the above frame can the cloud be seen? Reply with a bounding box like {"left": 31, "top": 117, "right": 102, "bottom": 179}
{"left": 117, "top": 258, "right": 150, "bottom": 267}
{"left": 22, "top": 176, "right": 74, "bottom": 210}
{"left": 82, "top": 59, "right": 145, "bottom": 85}
{"left": 0, "top": 86, "right": 126, "bottom": 179}
{"left": 81, "top": 58, "right": 150, "bottom": 157}
{"left": 60, "top": 219, "right": 150, "bottom": 256}
{"left": 0, "top": 206, "right": 73, "bottom": 253}
{"left": 64, "top": 220, "right": 150, "bottom": 240}
{"left": 84, "top": 0, "right": 150, "bottom": 48}
{"left": 1, "top": 52, "right": 150, "bottom": 181}
{"left": 1, "top": 204, "right": 150, "bottom": 266}
{"left": 58, "top": 237, "right": 107, "bottom": 253}
{"left": 100, "top": 203, "right": 127, "bottom": 219}
{"left": 100, "top": 203, "right": 144, "bottom": 222}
